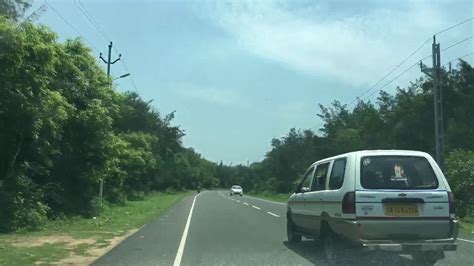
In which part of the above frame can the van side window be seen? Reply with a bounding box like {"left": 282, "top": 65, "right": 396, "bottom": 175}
{"left": 329, "top": 158, "right": 347, "bottom": 190}
{"left": 311, "top": 163, "right": 330, "bottom": 191}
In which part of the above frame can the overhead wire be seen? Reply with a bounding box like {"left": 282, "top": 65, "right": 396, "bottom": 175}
{"left": 77, "top": 0, "right": 111, "bottom": 41}
{"left": 443, "top": 52, "right": 474, "bottom": 67}
{"left": 435, "top": 17, "right": 474, "bottom": 36}
{"left": 44, "top": 0, "right": 99, "bottom": 52}
{"left": 73, "top": 0, "right": 109, "bottom": 42}
{"left": 71, "top": 0, "right": 139, "bottom": 92}
{"left": 360, "top": 54, "right": 432, "bottom": 102}
{"left": 349, "top": 17, "right": 474, "bottom": 106}
{"left": 347, "top": 37, "right": 431, "bottom": 106}
{"left": 441, "top": 35, "right": 474, "bottom": 52}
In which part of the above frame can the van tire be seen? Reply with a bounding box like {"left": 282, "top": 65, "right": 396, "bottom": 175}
{"left": 321, "top": 222, "right": 342, "bottom": 263}
{"left": 287, "top": 217, "right": 302, "bottom": 243}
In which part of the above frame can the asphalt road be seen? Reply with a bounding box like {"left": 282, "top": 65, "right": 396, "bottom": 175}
{"left": 94, "top": 190, "right": 474, "bottom": 266}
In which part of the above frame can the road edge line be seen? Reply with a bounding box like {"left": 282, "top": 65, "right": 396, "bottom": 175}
{"left": 458, "top": 238, "right": 474, "bottom": 243}
{"left": 173, "top": 192, "right": 203, "bottom": 266}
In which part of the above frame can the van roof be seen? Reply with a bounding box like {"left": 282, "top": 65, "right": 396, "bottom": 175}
{"left": 311, "top": 150, "right": 432, "bottom": 165}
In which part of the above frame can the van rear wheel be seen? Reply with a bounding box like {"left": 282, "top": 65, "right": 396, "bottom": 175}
{"left": 322, "top": 231, "right": 336, "bottom": 261}
{"left": 287, "top": 218, "right": 302, "bottom": 243}
{"left": 321, "top": 224, "right": 344, "bottom": 263}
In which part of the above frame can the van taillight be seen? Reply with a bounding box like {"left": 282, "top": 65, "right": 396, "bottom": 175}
{"left": 342, "top": 192, "right": 356, "bottom": 214}
{"left": 448, "top": 192, "right": 455, "bottom": 214}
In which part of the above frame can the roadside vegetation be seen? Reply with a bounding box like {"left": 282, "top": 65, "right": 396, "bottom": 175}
{"left": 0, "top": 2, "right": 216, "bottom": 233}
{"left": 0, "top": 191, "right": 191, "bottom": 265}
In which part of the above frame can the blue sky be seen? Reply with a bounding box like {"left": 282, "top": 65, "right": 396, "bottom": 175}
{"left": 33, "top": 0, "right": 473, "bottom": 164}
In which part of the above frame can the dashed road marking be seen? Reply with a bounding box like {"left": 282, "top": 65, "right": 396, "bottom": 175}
{"left": 252, "top": 205, "right": 261, "bottom": 210}
{"left": 236, "top": 200, "right": 240, "bottom": 203}
{"left": 243, "top": 202, "right": 249, "bottom": 205}
{"left": 243, "top": 195, "right": 287, "bottom": 206}
{"left": 267, "top": 211, "right": 280, "bottom": 217}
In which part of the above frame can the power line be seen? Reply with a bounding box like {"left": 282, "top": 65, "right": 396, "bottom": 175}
{"left": 360, "top": 54, "right": 432, "bottom": 102}
{"left": 443, "top": 51, "right": 474, "bottom": 67}
{"left": 73, "top": 0, "right": 109, "bottom": 42}
{"left": 435, "top": 17, "right": 474, "bottom": 36}
{"left": 349, "top": 17, "right": 474, "bottom": 107}
{"left": 441, "top": 35, "right": 474, "bottom": 52}
{"left": 348, "top": 37, "right": 431, "bottom": 106}
{"left": 44, "top": 0, "right": 99, "bottom": 52}
{"left": 77, "top": 0, "right": 111, "bottom": 41}
{"left": 119, "top": 58, "right": 139, "bottom": 92}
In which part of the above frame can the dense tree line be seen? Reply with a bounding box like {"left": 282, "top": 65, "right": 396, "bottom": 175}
{"left": 221, "top": 61, "right": 474, "bottom": 217}
{"left": 0, "top": 10, "right": 220, "bottom": 231}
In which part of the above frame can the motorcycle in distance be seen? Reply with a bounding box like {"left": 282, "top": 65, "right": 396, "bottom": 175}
{"left": 197, "top": 185, "right": 201, "bottom": 193}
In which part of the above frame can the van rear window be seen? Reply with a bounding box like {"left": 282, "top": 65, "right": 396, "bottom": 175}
{"left": 360, "top": 156, "right": 439, "bottom": 190}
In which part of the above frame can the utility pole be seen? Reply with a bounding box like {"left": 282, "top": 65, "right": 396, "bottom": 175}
{"left": 420, "top": 35, "right": 445, "bottom": 170}
{"left": 100, "top": 41, "right": 121, "bottom": 77}
{"left": 97, "top": 42, "right": 121, "bottom": 207}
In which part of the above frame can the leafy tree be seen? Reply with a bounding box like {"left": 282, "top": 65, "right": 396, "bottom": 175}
{"left": 445, "top": 150, "right": 474, "bottom": 217}
{"left": 0, "top": 0, "right": 31, "bottom": 21}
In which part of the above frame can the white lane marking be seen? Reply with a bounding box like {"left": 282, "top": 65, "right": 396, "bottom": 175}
{"left": 267, "top": 211, "right": 280, "bottom": 217}
{"left": 244, "top": 195, "right": 287, "bottom": 206}
{"left": 173, "top": 192, "right": 203, "bottom": 266}
{"left": 236, "top": 200, "right": 240, "bottom": 203}
{"left": 459, "top": 238, "right": 474, "bottom": 243}
{"left": 243, "top": 202, "right": 249, "bottom": 206}
{"left": 252, "top": 205, "right": 261, "bottom": 210}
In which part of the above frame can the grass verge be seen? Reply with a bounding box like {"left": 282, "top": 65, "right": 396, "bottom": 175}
{"left": 247, "top": 192, "right": 291, "bottom": 203}
{"left": 460, "top": 216, "right": 474, "bottom": 235}
{"left": 0, "top": 191, "right": 192, "bottom": 265}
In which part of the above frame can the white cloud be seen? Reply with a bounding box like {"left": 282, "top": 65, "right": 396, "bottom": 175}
{"left": 196, "top": 0, "right": 469, "bottom": 87}
{"left": 174, "top": 83, "right": 249, "bottom": 108}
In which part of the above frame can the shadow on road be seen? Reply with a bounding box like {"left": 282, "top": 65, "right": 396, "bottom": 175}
{"left": 283, "top": 240, "right": 418, "bottom": 266}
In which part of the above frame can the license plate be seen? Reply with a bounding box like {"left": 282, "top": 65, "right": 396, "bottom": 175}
{"left": 383, "top": 204, "right": 419, "bottom": 217}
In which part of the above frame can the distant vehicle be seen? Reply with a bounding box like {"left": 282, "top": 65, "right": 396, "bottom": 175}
{"left": 286, "top": 150, "right": 458, "bottom": 265}
{"left": 230, "top": 185, "right": 243, "bottom": 196}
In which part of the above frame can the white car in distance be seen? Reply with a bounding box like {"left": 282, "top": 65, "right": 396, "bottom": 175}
{"left": 230, "top": 185, "right": 243, "bottom": 196}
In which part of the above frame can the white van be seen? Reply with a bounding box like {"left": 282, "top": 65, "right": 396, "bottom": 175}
{"left": 286, "top": 150, "right": 458, "bottom": 264}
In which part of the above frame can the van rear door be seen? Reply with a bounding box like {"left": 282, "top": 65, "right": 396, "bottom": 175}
{"left": 355, "top": 155, "right": 452, "bottom": 240}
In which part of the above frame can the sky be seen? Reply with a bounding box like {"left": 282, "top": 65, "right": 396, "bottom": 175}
{"left": 32, "top": 0, "right": 473, "bottom": 164}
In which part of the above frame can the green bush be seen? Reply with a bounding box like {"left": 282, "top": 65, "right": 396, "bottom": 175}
{"left": 445, "top": 150, "right": 474, "bottom": 218}
{"left": 0, "top": 175, "right": 49, "bottom": 232}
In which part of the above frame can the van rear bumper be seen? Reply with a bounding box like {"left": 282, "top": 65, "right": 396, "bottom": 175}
{"left": 335, "top": 219, "right": 459, "bottom": 252}
{"left": 361, "top": 239, "right": 457, "bottom": 252}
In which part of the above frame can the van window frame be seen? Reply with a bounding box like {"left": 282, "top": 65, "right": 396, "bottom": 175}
{"left": 328, "top": 158, "right": 347, "bottom": 190}
{"left": 298, "top": 165, "right": 315, "bottom": 193}
{"left": 311, "top": 162, "right": 330, "bottom": 191}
